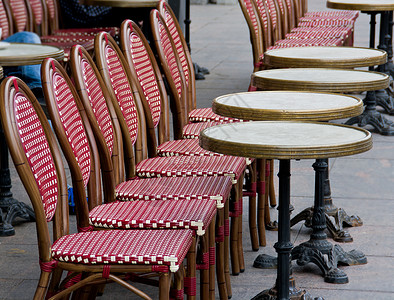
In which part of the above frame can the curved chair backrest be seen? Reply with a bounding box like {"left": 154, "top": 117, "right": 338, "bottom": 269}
{"left": 252, "top": 0, "right": 273, "bottom": 50}
{"left": 0, "top": 76, "right": 67, "bottom": 264}
{"left": 41, "top": 58, "right": 107, "bottom": 230}
{"left": 6, "top": 0, "right": 33, "bottom": 33}
{"left": 0, "top": 0, "right": 14, "bottom": 38}
{"left": 283, "top": 0, "right": 297, "bottom": 30}
{"left": 150, "top": 9, "right": 188, "bottom": 140}
{"left": 27, "top": 0, "right": 48, "bottom": 35}
{"left": 120, "top": 19, "right": 170, "bottom": 148}
{"left": 70, "top": 44, "right": 125, "bottom": 186}
{"left": 237, "top": 0, "right": 264, "bottom": 72}
{"left": 265, "top": 0, "right": 287, "bottom": 40}
{"left": 44, "top": 0, "right": 59, "bottom": 34}
{"left": 94, "top": 32, "right": 148, "bottom": 176}
{"left": 158, "top": 0, "right": 196, "bottom": 113}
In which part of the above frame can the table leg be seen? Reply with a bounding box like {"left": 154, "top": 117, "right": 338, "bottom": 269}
{"left": 292, "top": 160, "right": 366, "bottom": 283}
{"left": 253, "top": 160, "right": 313, "bottom": 300}
{"left": 346, "top": 11, "right": 394, "bottom": 135}
{"left": 345, "top": 91, "right": 394, "bottom": 135}
{"left": 291, "top": 159, "right": 358, "bottom": 243}
{"left": 0, "top": 127, "right": 35, "bottom": 236}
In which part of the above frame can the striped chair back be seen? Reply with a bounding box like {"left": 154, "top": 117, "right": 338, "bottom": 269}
{"left": 70, "top": 44, "right": 125, "bottom": 186}
{"left": 253, "top": 0, "right": 274, "bottom": 49}
{"left": 27, "top": 0, "right": 48, "bottom": 35}
{"left": 7, "top": 0, "right": 33, "bottom": 32}
{"left": 0, "top": 76, "right": 67, "bottom": 263}
{"left": 94, "top": 32, "right": 149, "bottom": 175}
{"left": 158, "top": 0, "right": 196, "bottom": 113}
{"left": 120, "top": 19, "right": 170, "bottom": 147}
{"left": 150, "top": 9, "right": 188, "bottom": 140}
{"left": 41, "top": 58, "right": 102, "bottom": 229}
{"left": 0, "top": 0, "right": 13, "bottom": 38}
{"left": 237, "top": 0, "right": 264, "bottom": 71}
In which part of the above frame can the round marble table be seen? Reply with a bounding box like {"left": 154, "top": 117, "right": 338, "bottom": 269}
{"left": 0, "top": 43, "right": 64, "bottom": 66}
{"left": 263, "top": 46, "right": 387, "bottom": 69}
{"left": 327, "top": 0, "right": 394, "bottom": 11}
{"left": 200, "top": 121, "right": 372, "bottom": 299}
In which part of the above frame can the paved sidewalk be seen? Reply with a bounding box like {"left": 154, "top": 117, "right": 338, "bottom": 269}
{"left": 1, "top": 1, "right": 394, "bottom": 299}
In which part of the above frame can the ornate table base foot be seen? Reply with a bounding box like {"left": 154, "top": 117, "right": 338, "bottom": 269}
{"left": 325, "top": 205, "right": 363, "bottom": 228}
{"left": 290, "top": 207, "right": 353, "bottom": 243}
{"left": 375, "top": 89, "right": 394, "bottom": 115}
{"left": 345, "top": 91, "right": 394, "bottom": 136}
{"left": 193, "top": 63, "right": 209, "bottom": 80}
{"left": 0, "top": 197, "right": 35, "bottom": 236}
{"left": 334, "top": 245, "right": 367, "bottom": 266}
{"left": 253, "top": 254, "right": 277, "bottom": 269}
{"left": 251, "top": 279, "right": 320, "bottom": 300}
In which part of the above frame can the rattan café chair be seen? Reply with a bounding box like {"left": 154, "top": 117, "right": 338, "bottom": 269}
{"left": 52, "top": 48, "right": 229, "bottom": 299}
{"left": 0, "top": 76, "right": 194, "bottom": 300}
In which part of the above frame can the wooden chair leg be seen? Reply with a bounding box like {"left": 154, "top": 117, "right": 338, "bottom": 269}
{"left": 215, "top": 211, "right": 228, "bottom": 300}
{"left": 224, "top": 201, "right": 232, "bottom": 298}
{"left": 200, "top": 235, "right": 209, "bottom": 300}
{"left": 159, "top": 272, "right": 171, "bottom": 300}
{"left": 174, "top": 268, "right": 184, "bottom": 300}
{"left": 269, "top": 159, "right": 277, "bottom": 207}
{"left": 230, "top": 187, "right": 240, "bottom": 276}
{"left": 208, "top": 221, "right": 216, "bottom": 300}
{"left": 247, "top": 161, "right": 259, "bottom": 251}
{"left": 257, "top": 159, "right": 267, "bottom": 246}
{"left": 34, "top": 271, "right": 51, "bottom": 300}
{"left": 186, "top": 237, "right": 197, "bottom": 300}
{"left": 237, "top": 179, "right": 245, "bottom": 273}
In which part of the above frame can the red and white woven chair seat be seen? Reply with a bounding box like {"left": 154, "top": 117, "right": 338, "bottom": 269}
{"left": 116, "top": 176, "right": 232, "bottom": 208}
{"left": 41, "top": 35, "right": 96, "bottom": 44}
{"left": 297, "top": 19, "right": 354, "bottom": 27}
{"left": 89, "top": 199, "right": 217, "bottom": 236}
{"left": 182, "top": 121, "right": 222, "bottom": 139}
{"left": 304, "top": 11, "right": 359, "bottom": 20}
{"left": 136, "top": 155, "right": 246, "bottom": 184}
{"left": 42, "top": 40, "right": 95, "bottom": 62}
{"left": 189, "top": 107, "right": 240, "bottom": 123}
{"left": 286, "top": 27, "right": 350, "bottom": 40}
{"left": 51, "top": 229, "right": 193, "bottom": 272}
{"left": 51, "top": 27, "right": 119, "bottom": 37}
{"left": 299, "top": 14, "right": 357, "bottom": 23}
{"left": 274, "top": 37, "right": 343, "bottom": 47}
{"left": 157, "top": 138, "right": 223, "bottom": 157}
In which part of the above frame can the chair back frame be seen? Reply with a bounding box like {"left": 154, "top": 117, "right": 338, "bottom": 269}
{"left": 120, "top": 19, "right": 171, "bottom": 149}
{"left": 150, "top": 9, "right": 188, "bottom": 140}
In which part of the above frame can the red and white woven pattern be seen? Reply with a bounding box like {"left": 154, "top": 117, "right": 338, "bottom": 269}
{"left": 0, "top": 1, "right": 10, "bottom": 38}
{"left": 29, "top": 0, "right": 43, "bottom": 27}
{"left": 154, "top": 10, "right": 183, "bottom": 100}
{"left": 162, "top": 2, "right": 190, "bottom": 87}
{"left": 104, "top": 44, "right": 139, "bottom": 145}
{"left": 304, "top": 11, "right": 358, "bottom": 20}
{"left": 182, "top": 121, "right": 222, "bottom": 139}
{"left": 116, "top": 176, "right": 232, "bottom": 208}
{"left": 41, "top": 35, "right": 95, "bottom": 43}
{"left": 264, "top": 0, "right": 278, "bottom": 29}
{"left": 286, "top": 26, "right": 351, "bottom": 39}
{"left": 9, "top": 0, "right": 29, "bottom": 32}
{"left": 157, "top": 139, "right": 222, "bottom": 157}
{"left": 14, "top": 90, "right": 58, "bottom": 222}
{"left": 53, "top": 71, "right": 91, "bottom": 187}
{"left": 275, "top": 37, "right": 343, "bottom": 47}
{"left": 188, "top": 107, "right": 239, "bottom": 123}
{"left": 129, "top": 31, "right": 161, "bottom": 127}
{"left": 136, "top": 155, "right": 246, "bottom": 183}
{"left": 52, "top": 27, "right": 119, "bottom": 37}
{"left": 240, "top": 0, "right": 260, "bottom": 39}
{"left": 298, "top": 19, "right": 354, "bottom": 27}
{"left": 254, "top": 0, "right": 270, "bottom": 30}
{"left": 51, "top": 229, "right": 193, "bottom": 272}
{"left": 299, "top": 15, "right": 357, "bottom": 23}
{"left": 89, "top": 199, "right": 217, "bottom": 236}
{"left": 46, "top": 0, "right": 55, "bottom": 21}
{"left": 80, "top": 56, "right": 115, "bottom": 156}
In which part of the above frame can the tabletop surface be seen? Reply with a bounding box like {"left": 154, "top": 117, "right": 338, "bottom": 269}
{"left": 327, "top": 0, "right": 394, "bottom": 11}
{"left": 80, "top": 0, "right": 160, "bottom": 7}
{"left": 0, "top": 43, "right": 64, "bottom": 66}
{"left": 263, "top": 46, "right": 387, "bottom": 68}
{"left": 212, "top": 91, "right": 363, "bottom": 121}
{"left": 252, "top": 68, "right": 389, "bottom": 93}
{"left": 200, "top": 121, "right": 372, "bottom": 160}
